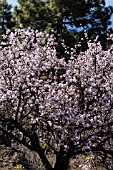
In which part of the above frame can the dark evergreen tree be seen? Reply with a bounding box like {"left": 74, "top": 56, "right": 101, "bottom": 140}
{"left": 13, "top": 0, "right": 91, "bottom": 42}
{"left": 0, "top": 0, "right": 15, "bottom": 40}
{"left": 85, "top": 0, "right": 113, "bottom": 49}
{"left": 13, "top": 0, "right": 113, "bottom": 56}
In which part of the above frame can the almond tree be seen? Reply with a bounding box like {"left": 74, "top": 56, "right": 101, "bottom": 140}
{"left": 0, "top": 28, "right": 113, "bottom": 170}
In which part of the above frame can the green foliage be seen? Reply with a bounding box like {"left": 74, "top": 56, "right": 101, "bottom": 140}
{"left": 12, "top": 0, "right": 113, "bottom": 51}
{"left": 0, "top": 0, "right": 15, "bottom": 40}
{"left": 13, "top": 0, "right": 50, "bottom": 31}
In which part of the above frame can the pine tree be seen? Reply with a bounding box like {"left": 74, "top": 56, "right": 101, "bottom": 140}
{"left": 86, "top": 0, "right": 113, "bottom": 48}
{"left": 13, "top": 0, "right": 90, "bottom": 39}
{"left": 13, "top": 0, "right": 113, "bottom": 51}
{"left": 13, "top": 0, "right": 50, "bottom": 31}
{"left": 0, "top": 0, "right": 14, "bottom": 40}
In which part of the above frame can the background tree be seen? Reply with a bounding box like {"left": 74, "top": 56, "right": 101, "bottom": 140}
{"left": 0, "top": 0, "right": 14, "bottom": 40}
{"left": 13, "top": 0, "right": 113, "bottom": 49}
{"left": 13, "top": 0, "right": 49, "bottom": 31}
{"left": 86, "top": 0, "right": 113, "bottom": 49}
{"left": 0, "top": 28, "right": 113, "bottom": 170}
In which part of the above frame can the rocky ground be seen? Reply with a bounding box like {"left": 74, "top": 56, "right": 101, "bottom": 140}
{"left": 0, "top": 144, "right": 46, "bottom": 170}
{"left": 0, "top": 144, "right": 109, "bottom": 170}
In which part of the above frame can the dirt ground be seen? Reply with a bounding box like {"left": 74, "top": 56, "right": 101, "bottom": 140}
{"left": 0, "top": 145, "right": 108, "bottom": 170}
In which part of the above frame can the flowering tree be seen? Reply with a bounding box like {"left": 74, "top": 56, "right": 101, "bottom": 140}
{"left": 0, "top": 28, "right": 113, "bottom": 170}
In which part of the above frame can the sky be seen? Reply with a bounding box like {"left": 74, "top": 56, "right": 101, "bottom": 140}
{"left": 106, "top": 0, "right": 113, "bottom": 6}
{"left": 7, "top": 0, "right": 113, "bottom": 28}
{"left": 7, "top": 0, "right": 18, "bottom": 7}
{"left": 7, "top": 0, "right": 113, "bottom": 7}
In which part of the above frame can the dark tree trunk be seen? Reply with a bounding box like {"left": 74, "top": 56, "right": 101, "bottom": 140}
{"left": 53, "top": 155, "right": 70, "bottom": 170}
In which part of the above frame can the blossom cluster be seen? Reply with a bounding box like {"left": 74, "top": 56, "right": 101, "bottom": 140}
{"left": 0, "top": 28, "right": 113, "bottom": 154}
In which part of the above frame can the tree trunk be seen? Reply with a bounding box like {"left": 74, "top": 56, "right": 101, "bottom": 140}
{"left": 37, "top": 151, "right": 53, "bottom": 170}
{"left": 53, "top": 155, "right": 70, "bottom": 170}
